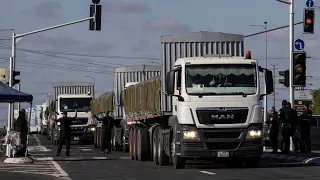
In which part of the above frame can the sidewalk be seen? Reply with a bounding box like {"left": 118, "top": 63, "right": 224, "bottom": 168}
{"left": 262, "top": 148, "right": 320, "bottom": 165}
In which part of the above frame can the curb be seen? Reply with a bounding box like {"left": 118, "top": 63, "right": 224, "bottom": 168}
{"left": 262, "top": 153, "right": 320, "bottom": 165}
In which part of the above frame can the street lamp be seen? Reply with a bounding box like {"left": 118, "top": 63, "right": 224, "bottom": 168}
{"left": 249, "top": 22, "right": 268, "bottom": 124}
{"left": 85, "top": 75, "right": 95, "bottom": 83}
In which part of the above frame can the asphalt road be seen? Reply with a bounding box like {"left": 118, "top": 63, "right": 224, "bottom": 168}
{"left": 1, "top": 134, "right": 320, "bottom": 180}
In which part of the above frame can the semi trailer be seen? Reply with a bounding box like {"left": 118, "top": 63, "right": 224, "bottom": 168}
{"left": 90, "top": 65, "right": 161, "bottom": 151}
{"left": 122, "top": 31, "right": 273, "bottom": 168}
{"left": 47, "top": 82, "right": 95, "bottom": 145}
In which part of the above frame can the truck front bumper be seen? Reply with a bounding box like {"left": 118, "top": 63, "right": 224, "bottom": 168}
{"left": 70, "top": 126, "right": 94, "bottom": 142}
{"left": 178, "top": 124, "right": 263, "bottom": 159}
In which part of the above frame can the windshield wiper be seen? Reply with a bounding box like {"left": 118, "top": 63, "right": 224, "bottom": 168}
{"left": 217, "top": 92, "right": 248, "bottom": 97}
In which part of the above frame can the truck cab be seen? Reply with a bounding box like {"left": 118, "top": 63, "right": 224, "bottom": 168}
{"left": 55, "top": 93, "right": 94, "bottom": 143}
{"left": 165, "top": 51, "right": 273, "bottom": 167}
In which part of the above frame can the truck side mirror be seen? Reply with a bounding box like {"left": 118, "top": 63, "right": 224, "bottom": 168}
{"left": 265, "top": 70, "right": 274, "bottom": 95}
{"left": 166, "top": 70, "right": 175, "bottom": 95}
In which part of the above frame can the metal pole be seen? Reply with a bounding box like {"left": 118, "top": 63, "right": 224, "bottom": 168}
{"left": 5, "top": 56, "right": 13, "bottom": 157}
{"left": 289, "top": 0, "right": 295, "bottom": 152}
{"left": 263, "top": 22, "right": 268, "bottom": 126}
{"left": 270, "top": 64, "right": 278, "bottom": 108}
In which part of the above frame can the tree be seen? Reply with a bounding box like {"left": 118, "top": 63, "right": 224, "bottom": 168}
{"left": 311, "top": 89, "right": 320, "bottom": 114}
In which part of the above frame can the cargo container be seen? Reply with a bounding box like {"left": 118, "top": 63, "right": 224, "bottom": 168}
{"left": 47, "top": 82, "right": 95, "bottom": 145}
{"left": 90, "top": 65, "right": 161, "bottom": 151}
{"left": 121, "top": 31, "right": 274, "bottom": 169}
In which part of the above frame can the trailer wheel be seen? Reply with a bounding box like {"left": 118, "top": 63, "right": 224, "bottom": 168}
{"left": 132, "top": 127, "right": 138, "bottom": 160}
{"left": 111, "top": 127, "right": 121, "bottom": 151}
{"left": 152, "top": 127, "right": 160, "bottom": 165}
{"left": 137, "top": 128, "right": 150, "bottom": 161}
{"left": 129, "top": 127, "right": 134, "bottom": 160}
{"left": 158, "top": 129, "right": 169, "bottom": 166}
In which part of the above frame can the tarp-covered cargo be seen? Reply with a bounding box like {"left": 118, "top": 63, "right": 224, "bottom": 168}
{"left": 91, "top": 92, "right": 114, "bottom": 116}
{"left": 124, "top": 76, "right": 161, "bottom": 119}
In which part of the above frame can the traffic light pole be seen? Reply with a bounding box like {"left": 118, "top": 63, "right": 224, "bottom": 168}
{"left": 289, "top": 0, "right": 295, "bottom": 152}
{"left": 289, "top": 0, "right": 294, "bottom": 108}
{"left": 6, "top": 16, "right": 96, "bottom": 158}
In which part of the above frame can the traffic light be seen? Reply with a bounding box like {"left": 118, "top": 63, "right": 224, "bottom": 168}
{"left": 303, "top": 8, "right": 315, "bottom": 34}
{"left": 279, "top": 69, "right": 289, "bottom": 87}
{"left": 13, "top": 71, "right": 20, "bottom": 86}
{"left": 293, "top": 52, "right": 306, "bottom": 86}
{"left": 89, "top": 4, "right": 102, "bottom": 31}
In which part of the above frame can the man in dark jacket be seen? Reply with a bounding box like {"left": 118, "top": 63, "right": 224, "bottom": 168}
{"left": 286, "top": 102, "right": 300, "bottom": 152}
{"left": 14, "top": 109, "right": 28, "bottom": 157}
{"left": 279, "top": 100, "right": 293, "bottom": 153}
{"left": 267, "top": 107, "right": 279, "bottom": 153}
{"left": 94, "top": 112, "right": 114, "bottom": 154}
{"left": 300, "top": 102, "right": 312, "bottom": 152}
{"left": 56, "top": 110, "right": 77, "bottom": 156}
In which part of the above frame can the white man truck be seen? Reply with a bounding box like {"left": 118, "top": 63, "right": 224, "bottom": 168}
{"left": 48, "top": 82, "right": 95, "bottom": 145}
{"left": 121, "top": 32, "right": 274, "bottom": 168}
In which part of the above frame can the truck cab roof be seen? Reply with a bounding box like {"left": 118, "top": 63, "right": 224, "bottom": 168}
{"left": 57, "top": 94, "right": 93, "bottom": 98}
{"left": 175, "top": 56, "right": 257, "bottom": 66}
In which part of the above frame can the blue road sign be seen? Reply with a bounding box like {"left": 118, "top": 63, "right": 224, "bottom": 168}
{"left": 306, "top": 0, "right": 314, "bottom": 7}
{"left": 294, "top": 39, "right": 305, "bottom": 50}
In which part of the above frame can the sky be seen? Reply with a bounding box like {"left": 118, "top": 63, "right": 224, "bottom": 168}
{"left": 1, "top": 0, "right": 320, "bottom": 125}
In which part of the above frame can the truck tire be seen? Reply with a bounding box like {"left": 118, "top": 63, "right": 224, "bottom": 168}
{"left": 247, "top": 156, "right": 260, "bottom": 168}
{"left": 111, "top": 127, "right": 121, "bottom": 151}
{"left": 172, "top": 122, "right": 186, "bottom": 169}
{"left": 129, "top": 127, "right": 135, "bottom": 160}
{"left": 152, "top": 127, "right": 160, "bottom": 165}
{"left": 132, "top": 127, "right": 138, "bottom": 160}
{"left": 157, "top": 129, "right": 169, "bottom": 166}
{"left": 137, "top": 128, "right": 150, "bottom": 161}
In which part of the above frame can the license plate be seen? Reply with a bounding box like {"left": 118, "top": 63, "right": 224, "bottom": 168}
{"left": 217, "top": 151, "right": 229, "bottom": 157}
{"left": 74, "top": 137, "right": 80, "bottom": 141}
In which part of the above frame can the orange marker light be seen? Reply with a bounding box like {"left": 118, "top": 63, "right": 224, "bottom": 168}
{"left": 246, "top": 50, "right": 252, "bottom": 59}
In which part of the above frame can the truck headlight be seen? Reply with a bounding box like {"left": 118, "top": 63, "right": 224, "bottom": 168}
{"left": 89, "top": 127, "right": 96, "bottom": 132}
{"left": 58, "top": 128, "right": 60, "bottom": 131}
{"left": 183, "top": 131, "right": 200, "bottom": 140}
{"left": 57, "top": 122, "right": 61, "bottom": 125}
{"left": 246, "top": 130, "right": 262, "bottom": 139}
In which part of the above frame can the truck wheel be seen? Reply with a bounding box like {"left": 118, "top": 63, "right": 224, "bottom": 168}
{"left": 129, "top": 128, "right": 134, "bottom": 160}
{"left": 112, "top": 127, "right": 121, "bottom": 151}
{"left": 247, "top": 157, "right": 260, "bottom": 168}
{"left": 157, "top": 129, "right": 169, "bottom": 166}
{"left": 152, "top": 127, "right": 160, "bottom": 165}
{"left": 137, "top": 128, "right": 150, "bottom": 161}
{"left": 132, "top": 127, "right": 138, "bottom": 160}
{"left": 172, "top": 123, "right": 186, "bottom": 169}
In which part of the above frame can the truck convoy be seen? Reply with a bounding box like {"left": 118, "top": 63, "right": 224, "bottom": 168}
{"left": 47, "top": 82, "right": 95, "bottom": 145}
{"left": 91, "top": 31, "right": 274, "bottom": 169}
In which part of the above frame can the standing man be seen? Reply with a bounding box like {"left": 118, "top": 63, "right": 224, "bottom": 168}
{"left": 300, "top": 102, "right": 312, "bottom": 152}
{"left": 279, "top": 100, "right": 292, "bottom": 153}
{"left": 94, "top": 112, "right": 114, "bottom": 154}
{"left": 56, "top": 110, "right": 77, "bottom": 156}
{"left": 267, "top": 107, "right": 279, "bottom": 153}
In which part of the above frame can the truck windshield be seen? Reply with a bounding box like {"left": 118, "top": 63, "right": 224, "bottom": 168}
{"left": 185, "top": 64, "right": 257, "bottom": 95}
{"left": 59, "top": 97, "right": 92, "bottom": 112}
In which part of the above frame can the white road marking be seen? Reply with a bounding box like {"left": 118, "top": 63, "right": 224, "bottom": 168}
{"left": 79, "top": 148, "right": 92, "bottom": 151}
{"left": 119, "top": 156, "right": 131, "bottom": 160}
{"left": 30, "top": 134, "right": 71, "bottom": 179}
{"left": 92, "top": 157, "right": 108, "bottom": 160}
{"left": 199, "top": 171, "right": 216, "bottom": 175}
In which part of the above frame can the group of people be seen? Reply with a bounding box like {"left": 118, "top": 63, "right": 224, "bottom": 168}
{"left": 55, "top": 110, "right": 114, "bottom": 156}
{"left": 266, "top": 100, "right": 313, "bottom": 153}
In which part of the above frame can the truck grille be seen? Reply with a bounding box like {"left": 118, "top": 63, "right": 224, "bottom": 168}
{"left": 71, "top": 118, "right": 88, "bottom": 125}
{"left": 206, "top": 142, "right": 240, "bottom": 150}
{"left": 196, "top": 107, "right": 249, "bottom": 124}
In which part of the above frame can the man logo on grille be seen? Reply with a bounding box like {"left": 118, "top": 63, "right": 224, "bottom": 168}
{"left": 211, "top": 114, "right": 235, "bottom": 120}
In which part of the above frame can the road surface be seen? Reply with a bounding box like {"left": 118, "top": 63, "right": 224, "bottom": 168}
{"left": 0, "top": 134, "right": 319, "bottom": 180}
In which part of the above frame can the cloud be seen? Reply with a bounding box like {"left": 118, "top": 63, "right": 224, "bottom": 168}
{"left": 131, "top": 39, "right": 158, "bottom": 51}
{"left": 143, "top": 18, "right": 191, "bottom": 33}
{"left": 21, "top": 1, "right": 62, "bottom": 19}
{"left": 102, "top": 0, "right": 151, "bottom": 14}
{"left": 21, "top": 34, "right": 114, "bottom": 53}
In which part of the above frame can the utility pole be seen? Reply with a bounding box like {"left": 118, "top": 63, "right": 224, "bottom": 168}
{"left": 270, "top": 64, "right": 278, "bottom": 108}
